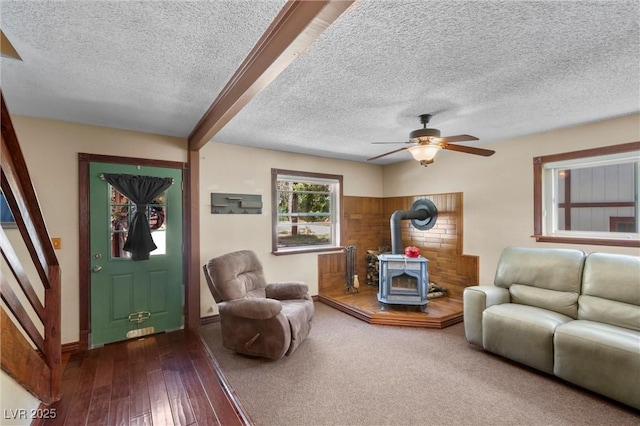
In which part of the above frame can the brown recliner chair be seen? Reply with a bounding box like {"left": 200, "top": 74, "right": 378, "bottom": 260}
{"left": 203, "top": 250, "right": 314, "bottom": 360}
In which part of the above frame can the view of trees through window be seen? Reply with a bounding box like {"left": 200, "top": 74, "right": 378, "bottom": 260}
{"left": 276, "top": 181, "right": 332, "bottom": 247}
{"left": 272, "top": 169, "right": 342, "bottom": 253}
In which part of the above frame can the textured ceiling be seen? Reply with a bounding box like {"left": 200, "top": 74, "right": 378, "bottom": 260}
{"left": 1, "top": 0, "right": 287, "bottom": 136}
{"left": 1, "top": 1, "right": 639, "bottom": 165}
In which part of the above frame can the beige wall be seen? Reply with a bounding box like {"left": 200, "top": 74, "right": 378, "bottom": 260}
{"left": 5, "top": 115, "right": 383, "bottom": 341}
{"left": 8, "top": 114, "right": 639, "bottom": 341}
{"left": 0, "top": 371, "right": 39, "bottom": 426}
{"left": 7, "top": 113, "right": 639, "bottom": 341}
{"left": 383, "top": 113, "right": 640, "bottom": 285}
{"left": 10, "top": 116, "right": 187, "bottom": 344}
{"left": 198, "top": 141, "right": 384, "bottom": 315}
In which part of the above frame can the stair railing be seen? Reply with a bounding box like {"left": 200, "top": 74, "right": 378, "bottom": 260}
{"left": 1, "top": 91, "right": 61, "bottom": 404}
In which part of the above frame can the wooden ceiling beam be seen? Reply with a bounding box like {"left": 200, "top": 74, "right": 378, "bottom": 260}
{"left": 1, "top": 29, "right": 22, "bottom": 61}
{"left": 188, "top": 0, "right": 355, "bottom": 151}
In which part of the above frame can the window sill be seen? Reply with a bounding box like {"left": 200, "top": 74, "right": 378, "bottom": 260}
{"left": 532, "top": 235, "right": 640, "bottom": 248}
{"left": 272, "top": 246, "right": 344, "bottom": 256}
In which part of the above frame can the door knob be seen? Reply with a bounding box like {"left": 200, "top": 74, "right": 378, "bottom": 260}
{"left": 92, "top": 265, "right": 103, "bottom": 273}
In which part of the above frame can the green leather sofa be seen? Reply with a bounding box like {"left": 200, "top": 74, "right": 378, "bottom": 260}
{"left": 463, "top": 246, "right": 640, "bottom": 409}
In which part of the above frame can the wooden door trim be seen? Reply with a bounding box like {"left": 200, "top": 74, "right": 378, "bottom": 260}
{"left": 186, "top": 149, "right": 200, "bottom": 331}
{"left": 78, "top": 153, "right": 190, "bottom": 350}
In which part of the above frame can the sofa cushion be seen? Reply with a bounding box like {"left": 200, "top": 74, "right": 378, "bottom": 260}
{"left": 554, "top": 320, "right": 640, "bottom": 410}
{"left": 581, "top": 252, "right": 640, "bottom": 305}
{"left": 266, "top": 282, "right": 310, "bottom": 300}
{"left": 219, "top": 298, "right": 282, "bottom": 320}
{"left": 510, "top": 284, "right": 579, "bottom": 318}
{"left": 578, "top": 252, "right": 640, "bottom": 330}
{"left": 205, "top": 250, "right": 268, "bottom": 300}
{"left": 578, "top": 295, "right": 640, "bottom": 332}
{"left": 483, "top": 303, "right": 573, "bottom": 374}
{"left": 494, "top": 247, "right": 585, "bottom": 294}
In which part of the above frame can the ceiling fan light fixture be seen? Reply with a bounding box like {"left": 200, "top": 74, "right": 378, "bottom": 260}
{"left": 409, "top": 127, "right": 441, "bottom": 140}
{"left": 408, "top": 144, "right": 441, "bottom": 164}
{"left": 367, "top": 113, "right": 491, "bottom": 164}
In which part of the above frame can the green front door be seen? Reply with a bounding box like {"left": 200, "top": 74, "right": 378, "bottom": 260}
{"left": 89, "top": 162, "right": 183, "bottom": 347}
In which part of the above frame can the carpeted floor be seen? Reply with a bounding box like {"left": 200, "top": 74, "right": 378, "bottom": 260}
{"left": 199, "top": 302, "right": 639, "bottom": 426}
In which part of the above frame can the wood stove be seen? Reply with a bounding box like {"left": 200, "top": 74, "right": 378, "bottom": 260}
{"left": 377, "top": 254, "right": 429, "bottom": 312}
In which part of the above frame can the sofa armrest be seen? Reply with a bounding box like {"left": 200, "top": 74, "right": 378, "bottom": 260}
{"left": 219, "top": 298, "right": 282, "bottom": 320}
{"left": 463, "top": 286, "right": 510, "bottom": 346}
{"left": 266, "top": 282, "right": 310, "bottom": 301}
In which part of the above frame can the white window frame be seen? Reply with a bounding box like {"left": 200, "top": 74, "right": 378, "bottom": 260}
{"left": 271, "top": 169, "right": 342, "bottom": 255}
{"left": 533, "top": 142, "right": 640, "bottom": 247}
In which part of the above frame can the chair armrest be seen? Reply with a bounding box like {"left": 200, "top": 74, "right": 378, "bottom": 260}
{"left": 463, "top": 286, "right": 510, "bottom": 346}
{"left": 266, "top": 282, "right": 310, "bottom": 300}
{"left": 218, "top": 298, "right": 282, "bottom": 320}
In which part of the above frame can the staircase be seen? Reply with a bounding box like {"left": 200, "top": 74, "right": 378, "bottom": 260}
{"left": 1, "top": 91, "right": 61, "bottom": 405}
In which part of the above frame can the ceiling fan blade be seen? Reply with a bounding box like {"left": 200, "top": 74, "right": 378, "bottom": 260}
{"left": 371, "top": 141, "right": 412, "bottom": 145}
{"left": 367, "top": 146, "right": 410, "bottom": 161}
{"left": 443, "top": 143, "right": 495, "bottom": 157}
{"left": 440, "top": 134, "right": 479, "bottom": 143}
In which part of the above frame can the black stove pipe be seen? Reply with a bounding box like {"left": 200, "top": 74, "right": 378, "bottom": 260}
{"left": 390, "top": 209, "right": 428, "bottom": 254}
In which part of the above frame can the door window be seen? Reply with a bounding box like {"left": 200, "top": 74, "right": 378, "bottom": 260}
{"left": 109, "top": 185, "right": 167, "bottom": 258}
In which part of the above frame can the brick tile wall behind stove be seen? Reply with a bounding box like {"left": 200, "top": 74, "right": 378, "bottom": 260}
{"left": 341, "top": 193, "right": 478, "bottom": 299}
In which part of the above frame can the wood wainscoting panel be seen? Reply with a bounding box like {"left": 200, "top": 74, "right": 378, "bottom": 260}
{"left": 317, "top": 252, "right": 345, "bottom": 293}
{"left": 342, "top": 196, "right": 387, "bottom": 283}
{"left": 0, "top": 306, "right": 51, "bottom": 402}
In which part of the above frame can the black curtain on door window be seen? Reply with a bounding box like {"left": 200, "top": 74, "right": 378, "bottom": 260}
{"left": 103, "top": 173, "right": 173, "bottom": 261}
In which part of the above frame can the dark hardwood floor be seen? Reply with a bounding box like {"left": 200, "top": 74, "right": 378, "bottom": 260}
{"left": 37, "top": 330, "right": 251, "bottom": 426}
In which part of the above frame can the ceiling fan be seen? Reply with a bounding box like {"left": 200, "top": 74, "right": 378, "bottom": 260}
{"left": 367, "top": 114, "right": 495, "bottom": 166}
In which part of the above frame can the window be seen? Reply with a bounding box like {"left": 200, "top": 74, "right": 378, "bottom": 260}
{"left": 109, "top": 185, "right": 167, "bottom": 258}
{"left": 533, "top": 142, "right": 640, "bottom": 247}
{"left": 272, "top": 169, "right": 342, "bottom": 254}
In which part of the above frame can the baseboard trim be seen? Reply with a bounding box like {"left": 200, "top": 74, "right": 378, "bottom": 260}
{"left": 201, "top": 314, "right": 220, "bottom": 325}
{"left": 62, "top": 341, "right": 81, "bottom": 353}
